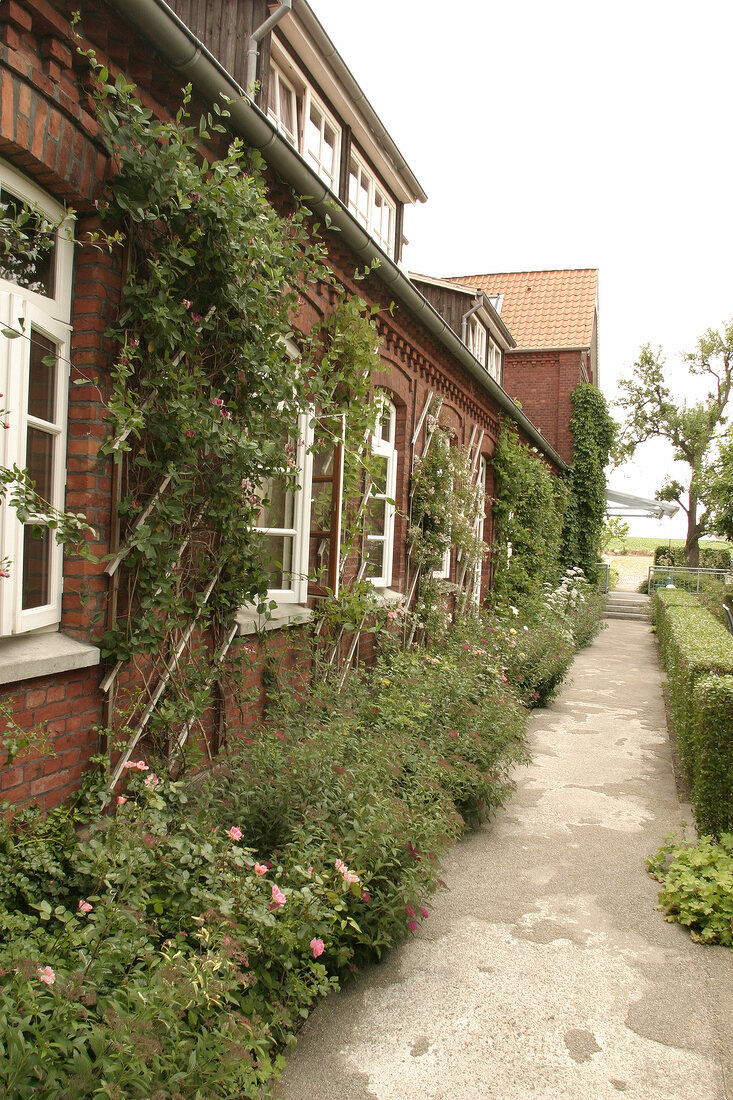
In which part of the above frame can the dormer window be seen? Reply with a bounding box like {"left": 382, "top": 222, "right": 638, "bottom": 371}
{"left": 347, "top": 151, "right": 395, "bottom": 257}
{"left": 488, "top": 336, "right": 502, "bottom": 383}
{"left": 467, "top": 315, "right": 487, "bottom": 367}
{"left": 268, "top": 59, "right": 341, "bottom": 192}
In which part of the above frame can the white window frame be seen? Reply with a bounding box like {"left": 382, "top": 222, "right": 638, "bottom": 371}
{"left": 365, "top": 399, "right": 397, "bottom": 588}
{"left": 472, "top": 456, "right": 487, "bottom": 606}
{"left": 254, "top": 408, "right": 314, "bottom": 607}
{"left": 268, "top": 56, "right": 341, "bottom": 192}
{"left": 347, "top": 149, "right": 396, "bottom": 258}
{"left": 0, "top": 161, "right": 74, "bottom": 637}
{"left": 467, "top": 315, "right": 487, "bottom": 367}
{"left": 488, "top": 336, "right": 502, "bottom": 383}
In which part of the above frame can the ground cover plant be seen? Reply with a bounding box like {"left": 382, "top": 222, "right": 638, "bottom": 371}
{"left": 647, "top": 831, "right": 733, "bottom": 948}
{"left": 606, "top": 536, "right": 730, "bottom": 555}
{"left": 0, "top": 583, "right": 606, "bottom": 1099}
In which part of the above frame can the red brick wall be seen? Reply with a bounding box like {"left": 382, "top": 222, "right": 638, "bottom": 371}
{"left": 502, "top": 348, "right": 587, "bottom": 465}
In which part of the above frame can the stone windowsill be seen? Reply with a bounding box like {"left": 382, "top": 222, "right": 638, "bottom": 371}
{"left": 236, "top": 603, "right": 313, "bottom": 636}
{"left": 370, "top": 587, "right": 405, "bottom": 607}
{"left": 0, "top": 631, "right": 101, "bottom": 686}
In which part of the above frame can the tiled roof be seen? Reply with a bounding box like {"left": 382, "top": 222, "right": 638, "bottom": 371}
{"left": 445, "top": 269, "right": 598, "bottom": 350}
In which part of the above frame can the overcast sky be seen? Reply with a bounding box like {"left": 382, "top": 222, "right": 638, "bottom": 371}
{"left": 309, "top": 0, "right": 733, "bottom": 539}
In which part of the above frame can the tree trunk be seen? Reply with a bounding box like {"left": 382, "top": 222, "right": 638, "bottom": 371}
{"left": 684, "top": 487, "right": 700, "bottom": 568}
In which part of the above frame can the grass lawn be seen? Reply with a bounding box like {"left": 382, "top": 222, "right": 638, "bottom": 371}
{"left": 606, "top": 536, "right": 731, "bottom": 555}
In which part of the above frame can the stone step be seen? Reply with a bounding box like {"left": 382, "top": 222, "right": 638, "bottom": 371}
{"left": 604, "top": 593, "right": 650, "bottom": 621}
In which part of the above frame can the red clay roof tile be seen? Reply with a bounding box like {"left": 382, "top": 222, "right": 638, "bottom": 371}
{"left": 445, "top": 269, "right": 598, "bottom": 350}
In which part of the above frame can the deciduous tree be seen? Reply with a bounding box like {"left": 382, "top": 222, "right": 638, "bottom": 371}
{"left": 616, "top": 324, "right": 733, "bottom": 566}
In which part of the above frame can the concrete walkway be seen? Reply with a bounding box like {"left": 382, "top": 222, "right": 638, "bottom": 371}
{"left": 277, "top": 619, "right": 733, "bottom": 1100}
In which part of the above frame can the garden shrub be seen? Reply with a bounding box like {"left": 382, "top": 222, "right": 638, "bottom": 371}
{"left": 691, "top": 675, "right": 733, "bottom": 836}
{"left": 653, "top": 588, "right": 733, "bottom": 836}
{"left": 654, "top": 545, "right": 732, "bottom": 571}
{"left": 647, "top": 832, "right": 733, "bottom": 947}
{"left": 0, "top": 581, "right": 606, "bottom": 1097}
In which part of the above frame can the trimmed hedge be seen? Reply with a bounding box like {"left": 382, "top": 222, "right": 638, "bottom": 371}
{"left": 692, "top": 676, "right": 733, "bottom": 836}
{"left": 654, "top": 545, "right": 732, "bottom": 570}
{"left": 653, "top": 588, "right": 733, "bottom": 835}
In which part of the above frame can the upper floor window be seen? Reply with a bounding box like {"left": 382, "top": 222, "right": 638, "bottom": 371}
{"left": 467, "top": 315, "right": 487, "bottom": 367}
{"left": 488, "top": 337, "right": 502, "bottom": 383}
{"left": 365, "top": 399, "right": 397, "bottom": 587}
{"left": 0, "top": 161, "right": 74, "bottom": 636}
{"left": 268, "top": 60, "right": 341, "bottom": 191}
{"left": 347, "top": 151, "right": 396, "bottom": 257}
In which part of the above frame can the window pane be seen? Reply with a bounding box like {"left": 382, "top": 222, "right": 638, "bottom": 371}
{"left": 281, "top": 86, "right": 296, "bottom": 140}
{"left": 0, "top": 189, "right": 55, "bottom": 296}
{"left": 25, "top": 426, "right": 54, "bottom": 502}
{"left": 22, "top": 525, "right": 51, "bottom": 609}
{"left": 309, "top": 535, "right": 330, "bottom": 586}
{"left": 256, "top": 474, "right": 294, "bottom": 531}
{"left": 370, "top": 455, "right": 388, "bottom": 495}
{"left": 365, "top": 539, "right": 384, "bottom": 579}
{"left": 366, "top": 496, "right": 386, "bottom": 536}
{"left": 260, "top": 533, "right": 294, "bottom": 590}
{"left": 310, "top": 481, "right": 332, "bottom": 532}
{"left": 28, "top": 329, "right": 57, "bottom": 422}
{"left": 313, "top": 448, "right": 334, "bottom": 478}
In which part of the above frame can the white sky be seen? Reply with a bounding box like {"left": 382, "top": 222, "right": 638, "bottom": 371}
{"left": 309, "top": 0, "right": 733, "bottom": 539}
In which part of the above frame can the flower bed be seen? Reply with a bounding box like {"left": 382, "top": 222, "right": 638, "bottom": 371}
{"left": 0, "top": 582, "right": 605, "bottom": 1098}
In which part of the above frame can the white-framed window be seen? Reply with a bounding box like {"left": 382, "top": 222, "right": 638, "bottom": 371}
{"left": 488, "top": 337, "right": 502, "bottom": 383}
{"left": 268, "top": 58, "right": 341, "bottom": 192}
{"left": 467, "top": 315, "right": 487, "bottom": 367}
{"left": 347, "top": 150, "right": 396, "bottom": 257}
{"left": 472, "top": 456, "right": 487, "bottom": 606}
{"left": 365, "top": 399, "right": 397, "bottom": 587}
{"left": 254, "top": 409, "right": 314, "bottom": 606}
{"left": 433, "top": 544, "right": 451, "bottom": 581}
{"left": 0, "top": 161, "right": 74, "bottom": 637}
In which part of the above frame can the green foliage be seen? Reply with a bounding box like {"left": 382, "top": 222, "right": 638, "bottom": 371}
{"left": 647, "top": 832, "right": 733, "bottom": 947}
{"left": 562, "top": 383, "right": 616, "bottom": 583}
{"left": 602, "top": 516, "right": 629, "bottom": 553}
{"left": 691, "top": 675, "right": 733, "bottom": 836}
{"left": 653, "top": 544, "right": 731, "bottom": 570}
{"left": 654, "top": 588, "right": 733, "bottom": 835}
{"left": 616, "top": 330, "right": 733, "bottom": 565}
{"left": 491, "top": 422, "right": 565, "bottom": 604}
{"left": 708, "top": 429, "right": 733, "bottom": 540}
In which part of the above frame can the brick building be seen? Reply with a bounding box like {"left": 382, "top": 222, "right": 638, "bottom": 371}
{"left": 446, "top": 269, "right": 599, "bottom": 464}
{"left": 0, "top": 0, "right": 572, "bottom": 810}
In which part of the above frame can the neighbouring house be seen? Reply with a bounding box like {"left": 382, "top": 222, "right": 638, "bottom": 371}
{"left": 0, "top": 0, "right": 571, "bottom": 811}
{"left": 445, "top": 269, "right": 599, "bottom": 464}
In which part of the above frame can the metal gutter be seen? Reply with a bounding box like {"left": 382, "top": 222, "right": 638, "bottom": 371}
{"left": 106, "top": 0, "right": 566, "bottom": 471}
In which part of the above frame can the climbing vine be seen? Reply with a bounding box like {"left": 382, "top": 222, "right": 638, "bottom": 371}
{"left": 490, "top": 421, "right": 566, "bottom": 605}
{"left": 77, "top": 55, "right": 384, "bottom": 764}
{"left": 561, "top": 382, "right": 617, "bottom": 583}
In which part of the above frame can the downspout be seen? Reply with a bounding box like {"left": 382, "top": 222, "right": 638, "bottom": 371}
{"left": 461, "top": 295, "right": 483, "bottom": 347}
{"left": 245, "top": 1, "right": 293, "bottom": 95}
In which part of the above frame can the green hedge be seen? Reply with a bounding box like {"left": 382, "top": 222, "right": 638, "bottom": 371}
{"left": 653, "top": 588, "right": 733, "bottom": 835}
{"left": 654, "top": 545, "right": 732, "bottom": 570}
{"left": 692, "top": 676, "right": 733, "bottom": 836}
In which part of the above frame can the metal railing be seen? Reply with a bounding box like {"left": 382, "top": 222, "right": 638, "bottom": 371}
{"left": 597, "top": 562, "right": 610, "bottom": 593}
{"left": 646, "top": 565, "right": 732, "bottom": 595}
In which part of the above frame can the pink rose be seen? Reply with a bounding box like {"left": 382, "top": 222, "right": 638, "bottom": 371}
{"left": 78, "top": 899, "right": 93, "bottom": 913}
{"left": 407, "top": 920, "right": 418, "bottom": 932}
{"left": 38, "top": 965, "right": 55, "bottom": 985}
{"left": 271, "top": 884, "right": 286, "bottom": 907}
{"left": 116, "top": 795, "right": 127, "bottom": 805}
{"left": 253, "top": 862, "right": 267, "bottom": 875}
{"left": 310, "top": 937, "right": 325, "bottom": 958}
{"left": 229, "top": 826, "right": 242, "bottom": 841}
